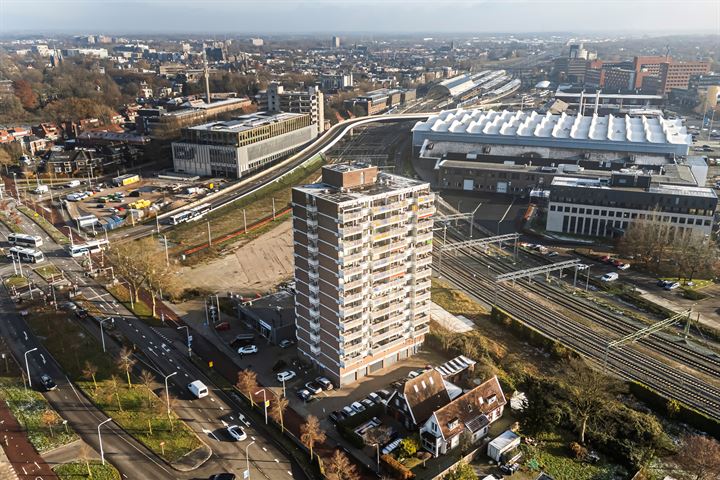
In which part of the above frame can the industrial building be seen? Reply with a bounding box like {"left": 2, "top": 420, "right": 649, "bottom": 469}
{"left": 552, "top": 89, "right": 665, "bottom": 115}
{"left": 258, "top": 83, "right": 325, "bottom": 132}
{"left": 172, "top": 112, "right": 316, "bottom": 178}
{"left": 427, "top": 71, "right": 510, "bottom": 101}
{"left": 291, "top": 163, "right": 434, "bottom": 386}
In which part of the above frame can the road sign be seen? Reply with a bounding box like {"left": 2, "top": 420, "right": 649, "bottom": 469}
{"left": 243, "top": 469, "right": 250, "bottom": 479}
{"left": 264, "top": 400, "right": 270, "bottom": 407}
{"left": 208, "top": 361, "right": 214, "bottom": 368}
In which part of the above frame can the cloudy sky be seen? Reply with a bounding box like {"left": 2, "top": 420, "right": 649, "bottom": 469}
{"left": 1, "top": 0, "right": 718, "bottom": 35}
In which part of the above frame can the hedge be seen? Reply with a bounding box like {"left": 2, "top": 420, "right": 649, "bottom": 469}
{"left": 381, "top": 454, "right": 415, "bottom": 480}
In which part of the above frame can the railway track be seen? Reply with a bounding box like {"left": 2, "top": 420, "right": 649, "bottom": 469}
{"left": 433, "top": 221, "right": 720, "bottom": 419}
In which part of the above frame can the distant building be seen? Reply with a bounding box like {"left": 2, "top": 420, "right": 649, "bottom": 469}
{"left": 259, "top": 83, "right": 325, "bottom": 132}
{"left": 546, "top": 174, "right": 717, "bottom": 238}
{"left": 250, "top": 38, "right": 264, "bottom": 47}
{"left": 344, "top": 88, "right": 416, "bottom": 115}
{"left": 172, "top": 112, "right": 316, "bottom": 178}
{"left": 292, "top": 163, "right": 434, "bottom": 386}
{"left": 332, "top": 36, "right": 341, "bottom": 48}
{"left": 319, "top": 72, "right": 353, "bottom": 92}
{"left": 428, "top": 71, "right": 508, "bottom": 101}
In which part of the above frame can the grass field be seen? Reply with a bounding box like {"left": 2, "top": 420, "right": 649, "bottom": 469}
{"left": 17, "top": 205, "right": 70, "bottom": 245}
{"left": 4, "top": 274, "right": 30, "bottom": 288}
{"left": 33, "top": 263, "right": 63, "bottom": 282}
{"left": 23, "top": 306, "right": 201, "bottom": 462}
{"left": 106, "top": 284, "right": 161, "bottom": 325}
{"left": 53, "top": 460, "right": 121, "bottom": 480}
{"left": 167, "top": 154, "right": 325, "bottom": 255}
{"left": 0, "top": 210, "right": 24, "bottom": 233}
{"left": 0, "top": 377, "right": 78, "bottom": 452}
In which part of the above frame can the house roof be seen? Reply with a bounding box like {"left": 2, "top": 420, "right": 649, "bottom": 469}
{"left": 403, "top": 370, "right": 451, "bottom": 425}
{"left": 433, "top": 376, "right": 506, "bottom": 439}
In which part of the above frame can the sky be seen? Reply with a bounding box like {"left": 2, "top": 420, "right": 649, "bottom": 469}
{"left": 1, "top": 0, "right": 719, "bottom": 35}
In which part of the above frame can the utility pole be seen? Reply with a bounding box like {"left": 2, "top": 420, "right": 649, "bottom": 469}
{"left": 243, "top": 209, "right": 247, "bottom": 234}
{"left": 207, "top": 221, "right": 212, "bottom": 246}
{"left": 272, "top": 197, "right": 276, "bottom": 220}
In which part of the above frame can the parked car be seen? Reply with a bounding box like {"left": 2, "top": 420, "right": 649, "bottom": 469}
{"left": 40, "top": 374, "right": 57, "bottom": 391}
{"left": 664, "top": 282, "right": 681, "bottom": 291}
{"left": 296, "top": 389, "right": 312, "bottom": 402}
{"left": 304, "top": 382, "right": 322, "bottom": 395}
{"left": 600, "top": 255, "right": 614, "bottom": 264}
{"left": 376, "top": 389, "right": 393, "bottom": 401}
{"left": 576, "top": 263, "right": 589, "bottom": 271}
{"left": 278, "top": 339, "right": 294, "bottom": 348}
{"left": 547, "top": 251, "right": 559, "bottom": 257}
{"left": 329, "top": 410, "right": 346, "bottom": 424}
{"left": 226, "top": 425, "right": 246, "bottom": 441}
{"left": 361, "top": 398, "right": 375, "bottom": 409}
{"left": 214, "top": 322, "right": 231, "bottom": 331}
{"left": 367, "top": 392, "right": 383, "bottom": 404}
{"left": 601, "top": 272, "right": 619, "bottom": 282}
{"left": 160, "top": 343, "right": 171, "bottom": 353}
{"left": 657, "top": 279, "right": 670, "bottom": 287}
{"left": 238, "top": 345, "right": 258, "bottom": 355}
{"left": 350, "top": 401, "right": 366, "bottom": 413}
{"left": 499, "top": 463, "right": 520, "bottom": 475}
{"left": 276, "top": 370, "right": 296, "bottom": 383}
{"left": 342, "top": 406, "right": 356, "bottom": 417}
{"left": 315, "top": 377, "right": 333, "bottom": 390}
{"left": 616, "top": 263, "right": 630, "bottom": 271}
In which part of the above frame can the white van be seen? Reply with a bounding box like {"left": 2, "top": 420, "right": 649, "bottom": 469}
{"left": 187, "top": 380, "right": 208, "bottom": 398}
{"left": 33, "top": 185, "right": 49, "bottom": 194}
{"left": 67, "top": 180, "right": 80, "bottom": 188}
{"left": 601, "top": 272, "right": 619, "bottom": 282}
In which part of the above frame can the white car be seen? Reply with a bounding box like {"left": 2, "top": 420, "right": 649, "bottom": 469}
{"left": 276, "top": 370, "right": 296, "bottom": 383}
{"left": 576, "top": 263, "right": 589, "bottom": 271}
{"left": 350, "top": 401, "right": 366, "bottom": 413}
{"left": 226, "top": 425, "right": 247, "bottom": 441}
{"left": 238, "top": 345, "right": 258, "bottom": 355}
{"left": 601, "top": 272, "right": 619, "bottom": 282}
{"left": 342, "top": 405, "right": 356, "bottom": 417}
{"left": 160, "top": 343, "right": 171, "bottom": 353}
{"left": 616, "top": 263, "right": 630, "bottom": 271}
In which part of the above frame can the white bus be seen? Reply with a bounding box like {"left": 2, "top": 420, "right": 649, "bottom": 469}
{"left": 8, "top": 233, "right": 43, "bottom": 248}
{"left": 9, "top": 246, "right": 45, "bottom": 263}
{"left": 69, "top": 239, "right": 109, "bottom": 258}
{"left": 167, "top": 203, "right": 212, "bottom": 225}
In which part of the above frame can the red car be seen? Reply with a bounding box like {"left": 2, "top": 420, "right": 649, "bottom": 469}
{"left": 215, "top": 322, "right": 231, "bottom": 331}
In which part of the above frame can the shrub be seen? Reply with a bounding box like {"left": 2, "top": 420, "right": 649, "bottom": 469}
{"left": 569, "top": 442, "right": 587, "bottom": 460}
{"left": 380, "top": 454, "right": 414, "bottom": 480}
{"left": 396, "top": 437, "right": 419, "bottom": 460}
{"left": 682, "top": 288, "right": 707, "bottom": 300}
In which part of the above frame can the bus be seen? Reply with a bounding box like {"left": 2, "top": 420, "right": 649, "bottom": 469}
{"left": 9, "top": 246, "right": 45, "bottom": 263}
{"left": 167, "top": 203, "right": 212, "bottom": 225}
{"left": 69, "top": 239, "right": 109, "bottom": 258}
{"left": 8, "top": 233, "right": 43, "bottom": 248}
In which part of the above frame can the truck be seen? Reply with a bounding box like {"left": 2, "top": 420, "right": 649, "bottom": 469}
{"left": 67, "top": 180, "right": 80, "bottom": 188}
{"left": 32, "top": 185, "right": 49, "bottom": 194}
{"left": 187, "top": 380, "right": 208, "bottom": 399}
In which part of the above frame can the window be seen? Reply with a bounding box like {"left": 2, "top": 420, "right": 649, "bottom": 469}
{"left": 550, "top": 205, "right": 556, "bottom": 211}
{"left": 571, "top": 208, "right": 578, "bottom": 213}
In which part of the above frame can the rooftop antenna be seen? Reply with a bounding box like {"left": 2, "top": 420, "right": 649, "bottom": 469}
{"left": 203, "top": 50, "right": 211, "bottom": 105}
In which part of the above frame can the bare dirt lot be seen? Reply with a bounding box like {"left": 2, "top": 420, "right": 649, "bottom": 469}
{"left": 180, "top": 219, "right": 294, "bottom": 295}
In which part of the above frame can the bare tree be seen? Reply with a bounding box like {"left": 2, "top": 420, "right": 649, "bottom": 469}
{"left": 270, "top": 396, "right": 289, "bottom": 434}
{"left": 82, "top": 360, "right": 98, "bottom": 391}
{"left": 107, "top": 237, "right": 157, "bottom": 303}
{"left": 236, "top": 370, "right": 258, "bottom": 407}
{"left": 675, "top": 434, "right": 720, "bottom": 480}
{"left": 41, "top": 409, "right": 56, "bottom": 437}
{"left": 325, "top": 450, "right": 360, "bottom": 480}
{"left": 138, "top": 370, "right": 156, "bottom": 404}
{"left": 107, "top": 374, "right": 123, "bottom": 412}
{"left": 300, "top": 415, "right": 326, "bottom": 460}
{"left": 116, "top": 347, "right": 136, "bottom": 388}
{"left": 563, "top": 358, "right": 623, "bottom": 444}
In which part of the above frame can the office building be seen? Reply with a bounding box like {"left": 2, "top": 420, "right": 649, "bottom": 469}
{"left": 546, "top": 174, "right": 717, "bottom": 238}
{"left": 344, "top": 88, "right": 416, "bottom": 116}
{"left": 172, "top": 112, "right": 316, "bottom": 178}
{"left": 292, "top": 163, "right": 435, "bottom": 386}
{"left": 332, "top": 36, "right": 341, "bottom": 48}
{"left": 259, "top": 83, "right": 325, "bottom": 132}
{"left": 319, "top": 72, "right": 354, "bottom": 92}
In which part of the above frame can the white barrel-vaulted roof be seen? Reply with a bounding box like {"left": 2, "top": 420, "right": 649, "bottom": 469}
{"left": 411, "top": 109, "right": 692, "bottom": 156}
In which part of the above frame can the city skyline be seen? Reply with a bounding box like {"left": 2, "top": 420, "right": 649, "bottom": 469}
{"left": 1, "top": 0, "right": 719, "bottom": 35}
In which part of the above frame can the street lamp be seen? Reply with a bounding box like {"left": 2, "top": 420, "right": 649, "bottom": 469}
{"left": 245, "top": 440, "right": 255, "bottom": 480}
{"left": 98, "top": 417, "right": 112, "bottom": 465}
{"left": 255, "top": 389, "right": 268, "bottom": 424}
{"left": 371, "top": 443, "right": 380, "bottom": 472}
{"left": 162, "top": 234, "right": 169, "bottom": 266}
{"left": 177, "top": 326, "right": 191, "bottom": 357}
{"left": 164, "top": 371, "right": 178, "bottom": 415}
{"left": 99, "top": 317, "right": 112, "bottom": 353}
{"left": 24, "top": 347, "right": 38, "bottom": 389}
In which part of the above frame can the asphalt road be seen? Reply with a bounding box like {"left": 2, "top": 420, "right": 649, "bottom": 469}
{"left": 1, "top": 204, "right": 300, "bottom": 479}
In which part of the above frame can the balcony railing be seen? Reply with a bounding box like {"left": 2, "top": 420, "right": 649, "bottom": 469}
{"left": 372, "top": 264, "right": 407, "bottom": 283}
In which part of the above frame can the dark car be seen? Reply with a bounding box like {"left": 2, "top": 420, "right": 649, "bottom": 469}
{"left": 75, "top": 308, "right": 89, "bottom": 319}
{"left": 40, "top": 374, "right": 57, "bottom": 391}
{"left": 329, "top": 410, "right": 346, "bottom": 424}
{"left": 214, "top": 322, "right": 231, "bottom": 331}
{"left": 209, "top": 474, "right": 236, "bottom": 480}
{"left": 278, "top": 339, "right": 294, "bottom": 348}
{"left": 499, "top": 463, "right": 520, "bottom": 475}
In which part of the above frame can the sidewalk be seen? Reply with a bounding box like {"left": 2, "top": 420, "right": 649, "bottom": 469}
{"left": 0, "top": 401, "right": 57, "bottom": 479}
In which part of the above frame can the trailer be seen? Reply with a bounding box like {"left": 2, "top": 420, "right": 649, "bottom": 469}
{"left": 112, "top": 174, "right": 140, "bottom": 187}
{"left": 487, "top": 431, "right": 521, "bottom": 462}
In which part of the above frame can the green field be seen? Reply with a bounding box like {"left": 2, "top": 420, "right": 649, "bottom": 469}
{"left": 54, "top": 460, "right": 121, "bottom": 480}
{"left": 0, "top": 377, "right": 78, "bottom": 452}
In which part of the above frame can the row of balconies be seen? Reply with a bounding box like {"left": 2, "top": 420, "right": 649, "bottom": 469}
{"left": 372, "top": 264, "right": 407, "bottom": 283}
{"left": 371, "top": 238, "right": 407, "bottom": 256}
{"left": 371, "top": 214, "right": 406, "bottom": 229}
{"left": 372, "top": 335, "right": 405, "bottom": 355}
{"left": 371, "top": 199, "right": 407, "bottom": 215}
{"left": 338, "top": 224, "right": 364, "bottom": 236}
{"left": 339, "top": 209, "right": 366, "bottom": 223}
